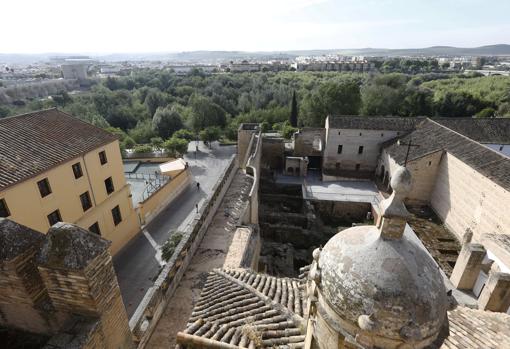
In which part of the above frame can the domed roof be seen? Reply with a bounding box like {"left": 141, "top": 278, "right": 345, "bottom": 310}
{"left": 311, "top": 166, "right": 448, "bottom": 347}
{"left": 317, "top": 225, "right": 447, "bottom": 344}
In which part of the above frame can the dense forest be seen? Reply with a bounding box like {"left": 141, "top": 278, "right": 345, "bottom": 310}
{"left": 1, "top": 70, "right": 509, "bottom": 153}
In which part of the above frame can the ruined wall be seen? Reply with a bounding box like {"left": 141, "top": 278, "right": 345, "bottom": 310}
{"left": 294, "top": 128, "right": 325, "bottom": 157}
{"left": 314, "top": 201, "right": 372, "bottom": 224}
{"left": 323, "top": 128, "right": 400, "bottom": 180}
{"left": 431, "top": 153, "right": 510, "bottom": 242}
{"left": 261, "top": 137, "right": 284, "bottom": 170}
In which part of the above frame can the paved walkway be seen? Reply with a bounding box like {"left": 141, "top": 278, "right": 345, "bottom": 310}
{"left": 113, "top": 142, "right": 236, "bottom": 317}
{"left": 146, "top": 169, "right": 253, "bottom": 348}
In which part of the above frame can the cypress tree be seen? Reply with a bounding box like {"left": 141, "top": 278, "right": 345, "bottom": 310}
{"left": 290, "top": 90, "right": 298, "bottom": 127}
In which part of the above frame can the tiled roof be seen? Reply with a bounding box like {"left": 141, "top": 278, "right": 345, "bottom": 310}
{"left": 433, "top": 117, "right": 510, "bottom": 144}
{"left": 178, "top": 269, "right": 510, "bottom": 349}
{"left": 176, "top": 268, "right": 306, "bottom": 348}
{"left": 442, "top": 306, "right": 510, "bottom": 349}
{"left": 384, "top": 119, "right": 510, "bottom": 191}
{"left": 0, "top": 109, "right": 117, "bottom": 190}
{"left": 328, "top": 116, "right": 422, "bottom": 131}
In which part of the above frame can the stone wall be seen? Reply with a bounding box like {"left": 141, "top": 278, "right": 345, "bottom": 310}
{"left": 430, "top": 153, "right": 510, "bottom": 242}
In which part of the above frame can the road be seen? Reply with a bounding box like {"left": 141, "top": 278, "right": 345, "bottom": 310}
{"left": 113, "top": 142, "right": 236, "bottom": 317}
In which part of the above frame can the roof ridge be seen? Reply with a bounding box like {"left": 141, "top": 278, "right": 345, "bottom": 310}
{"left": 426, "top": 118, "right": 510, "bottom": 160}
{"left": 0, "top": 107, "right": 58, "bottom": 122}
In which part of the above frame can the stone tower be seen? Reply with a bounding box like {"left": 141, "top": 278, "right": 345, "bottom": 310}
{"left": 0, "top": 219, "right": 67, "bottom": 334}
{"left": 307, "top": 166, "right": 448, "bottom": 348}
{"left": 36, "top": 222, "right": 134, "bottom": 349}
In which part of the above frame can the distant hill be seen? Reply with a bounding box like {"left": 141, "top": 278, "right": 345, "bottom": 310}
{"left": 1, "top": 45, "right": 510, "bottom": 64}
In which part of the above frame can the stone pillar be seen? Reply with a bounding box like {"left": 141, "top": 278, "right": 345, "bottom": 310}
{"left": 450, "top": 243, "right": 486, "bottom": 290}
{"left": 0, "top": 218, "right": 65, "bottom": 334}
{"left": 478, "top": 272, "right": 510, "bottom": 312}
{"left": 37, "top": 223, "right": 134, "bottom": 349}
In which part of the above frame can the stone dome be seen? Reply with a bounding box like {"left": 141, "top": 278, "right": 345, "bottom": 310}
{"left": 316, "top": 224, "right": 447, "bottom": 346}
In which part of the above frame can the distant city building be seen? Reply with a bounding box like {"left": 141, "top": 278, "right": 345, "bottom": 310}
{"left": 61, "top": 58, "right": 94, "bottom": 80}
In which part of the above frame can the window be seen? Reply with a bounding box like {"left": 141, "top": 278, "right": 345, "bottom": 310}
{"left": 0, "top": 198, "right": 10, "bottom": 217}
{"left": 428, "top": 161, "right": 432, "bottom": 166}
{"left": 337, "top": 145, "right": 343, "bottom": 154}
{"left": 99, "top": 150, "right": 108, "bottom": 165}
{"left": 37, "top": 178, "right": 52, "bottom": 198}
{"left": 111, "top": 205, "right": 122, "bottom": 226}
{"left": 80, "top": 191, "right": 92, "bottom": 211}
{"left": 500, "top": 145, "right": 504, "bottom": 151}
{"left": 338, "top": 131, "right": 341, "bottom": 135}
{"left": 358, "top": 146, "right": 364, "bottom": 154}
{"left": 104, "top": 177, "right": 115, "bottom": 195}
{"left": 89, "top": 222, "right": 101, "bottom": 235}
{"left": 355, "top": 164, "right": 361, "bottom": 171}
{"left": 335, "top": 162, "right": 341, "bottom": 169}
{"left": 47, "top": 209, "right": 62, "bottom": 226}
{"left": 359, "top": 132, "right": 362, "bottom": 136}
{"left": 381, "top": 133, "right": 384, "bottom": 137}
{"left": 72, "top": 162, "right": 83, "bottom": 179}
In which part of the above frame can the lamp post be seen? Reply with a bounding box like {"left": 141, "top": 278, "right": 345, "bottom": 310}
{"left": 397, "top": 138, "right": 420, "bottom": 167}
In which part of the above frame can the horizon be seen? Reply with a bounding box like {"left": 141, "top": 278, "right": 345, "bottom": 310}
{"left": 2, "top": 0, "right": 510, "bottom": 54}
{"left": 2, "top": 43, "right": 510, "bottom": 57}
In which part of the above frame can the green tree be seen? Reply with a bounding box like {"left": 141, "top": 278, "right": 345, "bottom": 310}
{"left": 122, "top": 136, "right": 136, "bottom": 149}
{"left": 189, "top": 94, "right": 227, "bottom": 131}
{"left": 199, "top": 126, "right": 222, "bottom": 148}
{"left": 289, "top": 90, "right": 298, "bottom": 127}
{"left": 173, "top": 129, "right": 195, "bottom": 141}
{"left": 133, "top": 144, "right": 153, "bottom": 153}
{"left": 163, "top": 136, "right": 189, "bottom": 157}
{"left": 145, "top": 88, "right": 167, "bottom": 117}
{"left": 475, "top": 107, "right": 496, "bottom": 118}
{"left": 301, "top": 80, "right": 361, "bottom": 126}
{"left": 150, "top": 136, "right": 164, "bottom": 150}
{"left": 152, "top": 106, "right": 183, "bottom": 138}
{"left": 128, "top": 120, "right": 157, "bottom": 144}
{"left": 0, "top": 106, "right": 11, "bottom": 118}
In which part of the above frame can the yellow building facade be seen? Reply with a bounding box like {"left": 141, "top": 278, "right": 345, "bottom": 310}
{"left": 0, "top": 109, "right": 140, "bottom": 255}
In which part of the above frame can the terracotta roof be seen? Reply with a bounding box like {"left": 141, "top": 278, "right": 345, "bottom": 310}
{"left": 178, "top": 268, "right": 510, "bottom": 348}
{"left": 384, "top": 119, "right": 510, "bottom": 191}
{"left": 328, "top": 116, "right": 422, "bottom": 131}
{"left": 442, "top": 306, "right": 510, "bottom": 348}
{"left": 0, "top": 108, "right": 118, "bottom": 190}
{"left": 433, "top": 117, "right": 510, "bottom": 144}
{"left": 176, "top": 268, "right": 306, "bottom": 348}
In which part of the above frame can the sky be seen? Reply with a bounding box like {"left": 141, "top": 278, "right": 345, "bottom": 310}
{"left": 2, "top": 0, "right": 510, "bottom": 53}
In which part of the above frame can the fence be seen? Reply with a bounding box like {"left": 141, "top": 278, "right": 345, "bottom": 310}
{"left": 129, "top": 155, "right": 238, "bottom": 348}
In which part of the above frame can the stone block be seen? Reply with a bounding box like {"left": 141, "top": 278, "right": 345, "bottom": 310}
{"left": 478, "top": 272, "right": 510, "bottom": 312}
{"left": 450, "top": 243, "right": 486, "bottom": 290}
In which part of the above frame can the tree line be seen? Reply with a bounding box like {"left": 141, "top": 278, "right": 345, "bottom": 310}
{"left": 1, "top": 70, "right": 509, "bottom": 154}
